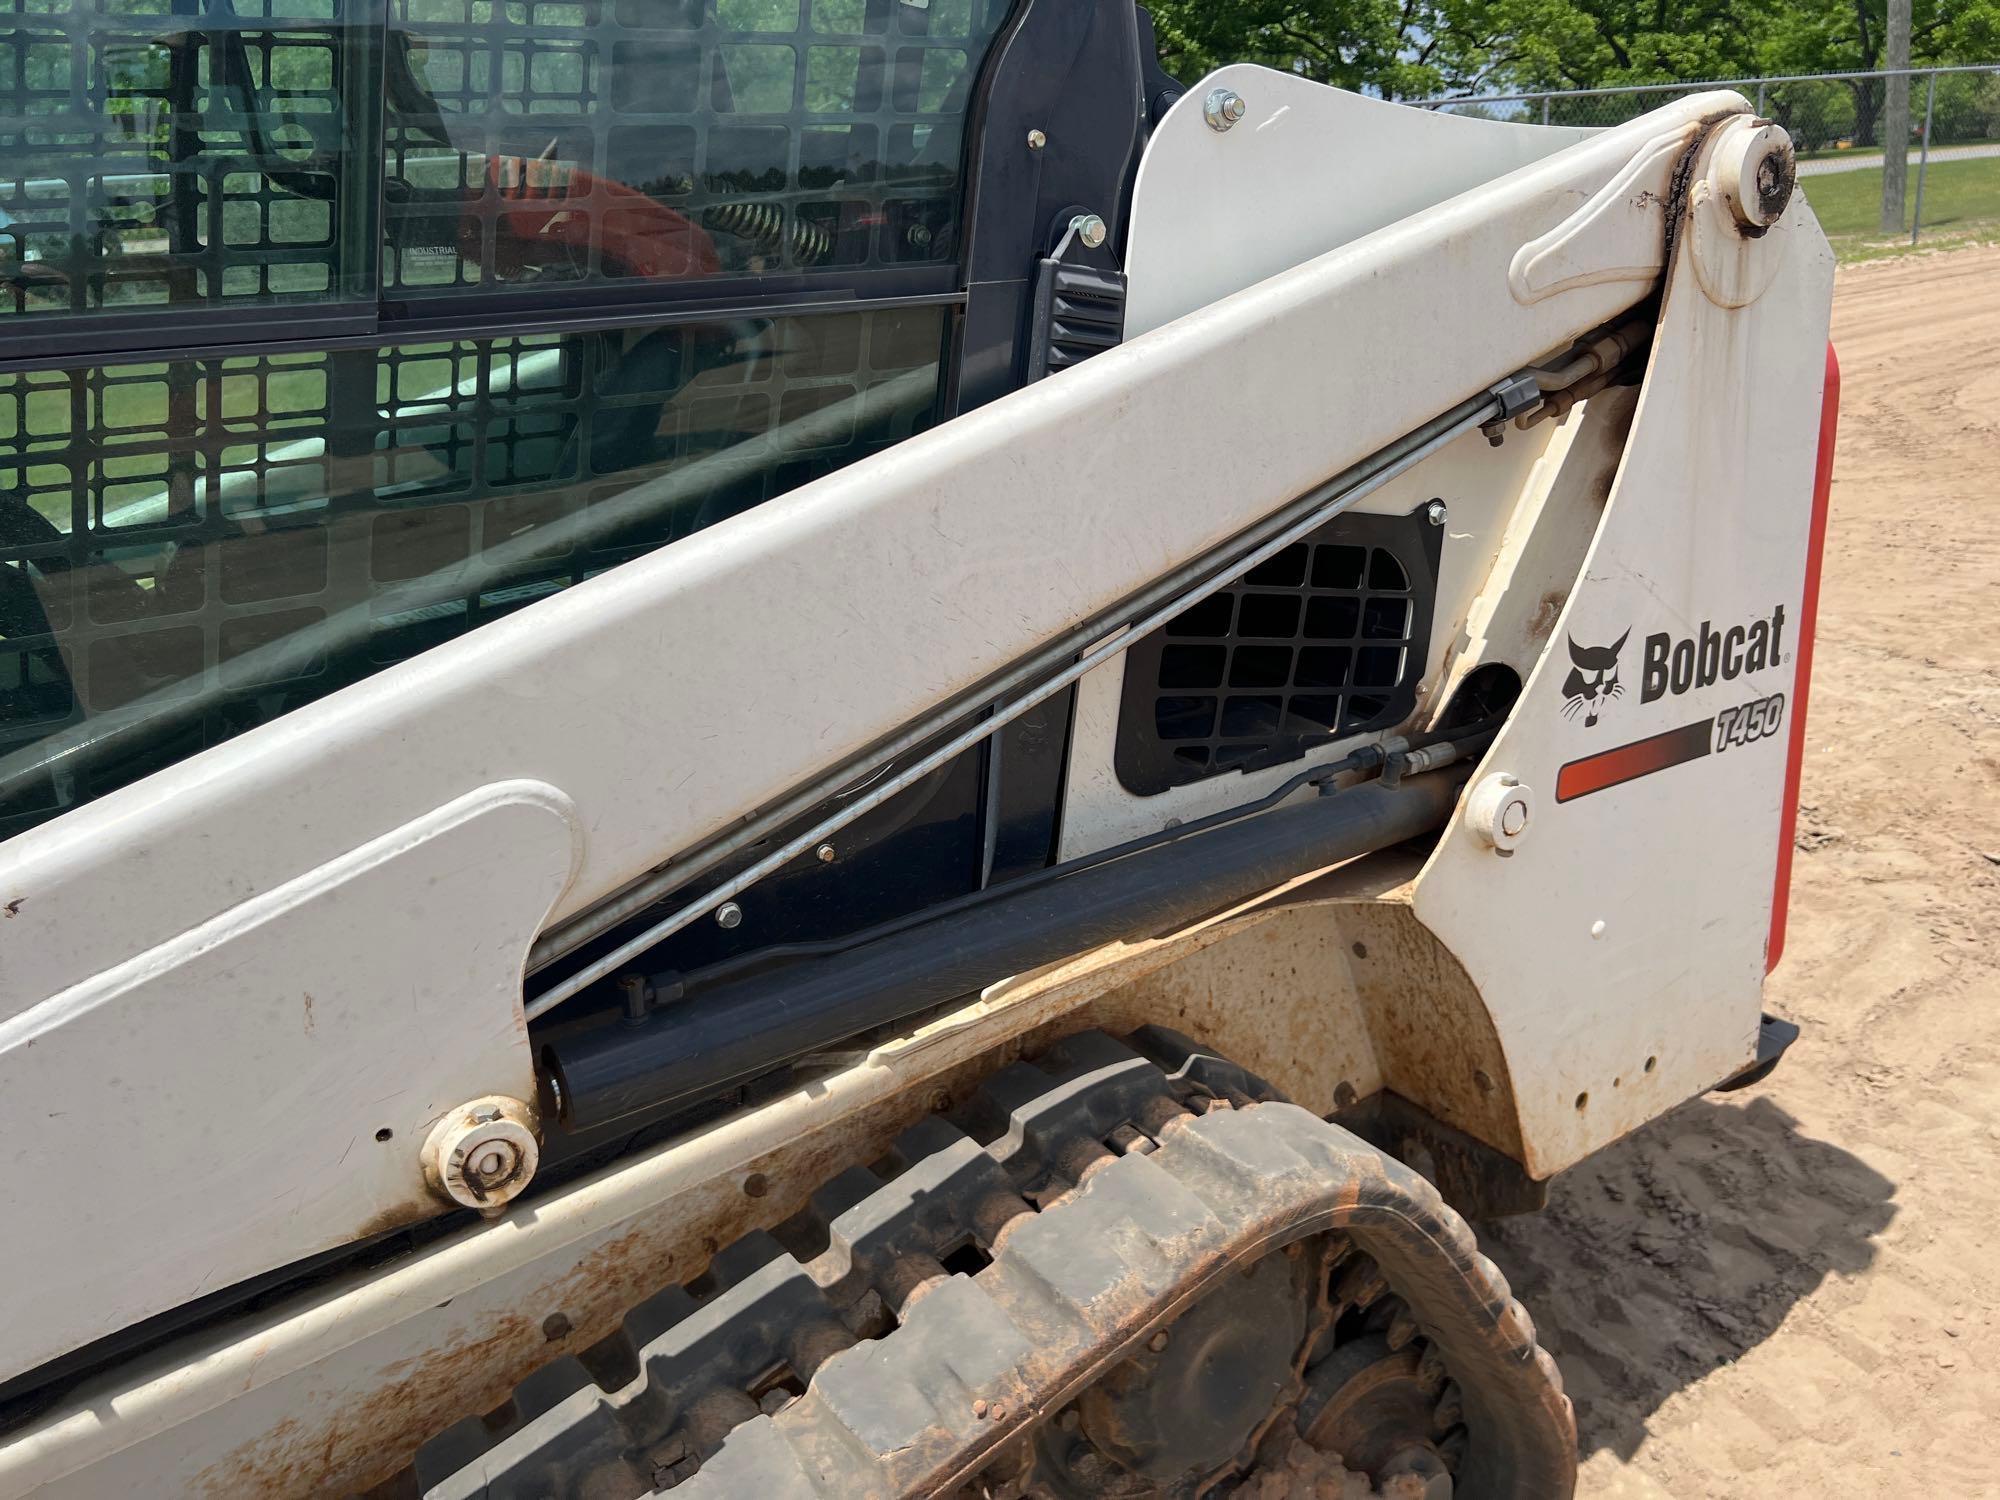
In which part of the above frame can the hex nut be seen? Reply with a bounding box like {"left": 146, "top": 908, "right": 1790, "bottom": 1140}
{"left": 1466, "top": 772, "right": 1532, "bottom": 853}
{"left": 1203, "top": 88, "right": 1247, "bottom": 133}
{"left": 1072, "top": 213, "right": 1108, "bottom": 250}
{"left": 424, "top": 1095, "right": 539, "bottom": 1214}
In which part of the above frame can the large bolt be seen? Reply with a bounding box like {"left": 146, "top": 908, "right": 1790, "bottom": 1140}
{"left": 1713, "top": 120, "right": 1796, "bottom": 233}
{"left": 1070, "top": 213, "right": 1108, "bottom": 250}
{"left": 423, "top": 1095, "right": 539, "bottom": 1215}
{"left": 1203, "top": 88, "right": 1247, "bottom": 133}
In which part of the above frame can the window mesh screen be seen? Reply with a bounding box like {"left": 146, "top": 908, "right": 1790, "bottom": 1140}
{"left": 0, "top": 0, "right": 1011, "bottom": 327}
{"left": 0, "top": 304, "right": 946, "bottom": 837}
{"left": 0, "top": 0, "right": 373, "bottom": 321}
{"left": 0, "top": 0, "right": 1002, "bottom": 839}
{"left": 1112, "top": 509, "right": 1442, "bottom": 796}
{"left": 383, "top": 0, "right": 1008, "bottom": 292}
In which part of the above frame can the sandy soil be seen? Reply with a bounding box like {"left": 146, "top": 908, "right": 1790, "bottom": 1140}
{"left": 1478, "top": 245, "right": 2000, "bottom": 1497}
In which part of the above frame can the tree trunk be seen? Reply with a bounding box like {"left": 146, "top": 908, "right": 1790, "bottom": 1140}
{"left": 1882, "top": 0, "right": 1912, "bottom": 233}
{"left": 1850, "top": 78, "right": 1879, "bottom": 150}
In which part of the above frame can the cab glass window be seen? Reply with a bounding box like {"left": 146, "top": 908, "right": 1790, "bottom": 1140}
{"left": 0, "top": 305, "right": 947, "bottom": 836}
{"left": 0, "top": 0, "right": 1004, "bottom": 837}
{"left": 0, "top": 0, "right": 377, "bottom": 324}
{"left": 2, "top": 0, "right": 1010, "bottom": 330}
{"left": 383, "top": 0, "right": 1006, "bottom": 295}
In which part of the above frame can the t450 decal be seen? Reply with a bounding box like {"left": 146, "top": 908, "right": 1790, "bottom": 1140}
{"left": 1556, "top": 693, "right": 1787, "bottom": 802}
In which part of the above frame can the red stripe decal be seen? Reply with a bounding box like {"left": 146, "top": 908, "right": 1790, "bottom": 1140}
{"left": 1555, "top": 718, "right": 1714, "bottom": 803}
{"left": 1767, "top": 344, "right": 1841, "bottom": 973}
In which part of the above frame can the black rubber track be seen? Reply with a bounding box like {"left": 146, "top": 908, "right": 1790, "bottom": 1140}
{"left": 406, "top": 1030, "right": 1575, "bottom": 1498}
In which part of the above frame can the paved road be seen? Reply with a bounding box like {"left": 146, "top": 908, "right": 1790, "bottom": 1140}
{"left": 1797, "top": 140, "right": 2000, "bottom": 176}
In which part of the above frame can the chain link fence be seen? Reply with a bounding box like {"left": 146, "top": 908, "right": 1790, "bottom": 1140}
{"left": 1420, "top": 66, "right": 2000, "bottom": 255}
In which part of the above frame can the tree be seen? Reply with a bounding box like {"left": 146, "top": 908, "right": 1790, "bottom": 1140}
{"left": 1757, "top": 0, "right": 2000, "bottom": 146}
{"left": 1475, "top": 0, "right": 1777, "bottom": 91}
{"left": 1145, "top": 0, "right": 1531, "bottom": 99}
{"left": 1146, "top": 0, "right": 2000, "bottom": 115}
{"left": 1145, "top": 0, "right": 1789, "bottom": 97}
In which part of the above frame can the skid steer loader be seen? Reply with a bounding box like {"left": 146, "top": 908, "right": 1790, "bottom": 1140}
{"left": 0, "top": 0, "right": 1836, "bottom": 1492}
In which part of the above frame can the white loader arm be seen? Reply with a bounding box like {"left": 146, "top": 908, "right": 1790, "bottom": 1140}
{"left": 0, "top": 74, "right": 1833, "bottom": 1499}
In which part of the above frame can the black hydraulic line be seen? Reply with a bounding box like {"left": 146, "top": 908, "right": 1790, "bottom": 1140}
{"left": 543, "top": 767, "right": 1467, "bottom": 1131}
{"left": 636, "top": 721, "right": 1496, "bottom": 997}
{"left": 657, "top": 743, "right": 1384, "bottom": 995}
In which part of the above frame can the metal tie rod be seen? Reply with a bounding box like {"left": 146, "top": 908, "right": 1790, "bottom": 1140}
{"left": 522, "top": 373, "right": 1534, "bottom": 1022}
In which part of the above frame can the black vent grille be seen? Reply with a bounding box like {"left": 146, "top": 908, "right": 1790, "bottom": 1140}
{"left": 1027, "top": 262, "right": 1126, "bottom": 378}
{"left": 1113, "top": 506, "right": 1442, "bottom": 796}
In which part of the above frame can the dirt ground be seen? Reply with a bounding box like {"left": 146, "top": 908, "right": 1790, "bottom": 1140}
{"left": 1480, "top": 245, "right": 2000, "bottom": 1497}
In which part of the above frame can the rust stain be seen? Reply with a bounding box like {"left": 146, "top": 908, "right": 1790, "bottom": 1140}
{"left": 201, "top": 1073, "right": 966, "bottom": 1497}
{"left": 1078, "top": 912, "right": 1377, "bottom": 1117}
{"left": 1528, "top": 589, "right": 1566, "bottom": 643}
{"left": 1332, "top": 901, "right": 1524, "bottom": 1157}
{"left": 1657, "top": 112, "right": 1741, "bottom": 315}
{"left": 302, "top": 993, "right": 315, "bottom": 1035}
{"left": 348, "top": 1196, "right": 442, "bottom": 1245}
{"left": 198, "top": 1314, "right": 545, "bottom": 1499}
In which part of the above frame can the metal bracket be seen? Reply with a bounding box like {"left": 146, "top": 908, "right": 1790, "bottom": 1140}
{"left": 1711, "top": 1013, "right": 1801, "bottom": 1092}
{"left": 1480, "top": 371, "right": 1544, "bottom": 444}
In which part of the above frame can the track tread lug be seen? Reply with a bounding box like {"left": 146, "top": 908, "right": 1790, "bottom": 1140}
{"left": 1126, "top": 1023, "right": 1284, "bottom": 1103}
{"left": 660, "top": 1416, "right": 824, "bottom": 1496}
{"left": 806, "top": 1276, "right": 1031, "bottom": 1462}
{"left": 806, "top": 1167, "right": 885, "bottom": 1227}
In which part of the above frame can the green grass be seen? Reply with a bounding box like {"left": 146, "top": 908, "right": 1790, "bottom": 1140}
{"left": 1799, "top": 154, "right": 2000, "bottom": 262}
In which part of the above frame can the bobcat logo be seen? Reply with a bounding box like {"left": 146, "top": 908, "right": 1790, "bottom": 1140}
{"left": 1561, "top": 630, "right": 1628, "bottom": 727}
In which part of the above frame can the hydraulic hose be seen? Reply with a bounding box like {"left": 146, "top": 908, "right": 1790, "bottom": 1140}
{"left": 543, "top": 766, "right": 1467, "bottom": 1130}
